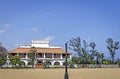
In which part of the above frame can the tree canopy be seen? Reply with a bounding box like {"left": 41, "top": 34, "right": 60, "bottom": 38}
{"left": 69, "top": 37, "right": 119, "bottom": 64}
{"left": 106, "top": 38, "right": 119, "bottom": 63}
{"left": 29, "top": 47, "right": 37, "bottom": 68}
{"left": 0, "top": 43, "right": 7, "bottom": 56}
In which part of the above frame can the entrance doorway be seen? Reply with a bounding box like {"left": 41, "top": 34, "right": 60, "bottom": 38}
{"left": 35, "top": 60, "right": 44, "bottom": 68}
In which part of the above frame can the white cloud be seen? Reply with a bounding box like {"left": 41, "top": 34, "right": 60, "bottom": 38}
{"left": 0, "top": 29, "right": 5, "bottom": 34}
{"left": 42, "top": 36, "right": 55, "bottom": 41}
{"left": 3, "top": 24, "right": 11, "bottom": 28}
{"left": 32, "top": 28, "right": 39, "bottom": 32}
{"left": 0, "top": 24, "right": 11, "bottom": 35}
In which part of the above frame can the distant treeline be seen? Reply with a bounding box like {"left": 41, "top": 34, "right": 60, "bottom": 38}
{"left": 68, "top": 37, "right": 120, "bottom": 65}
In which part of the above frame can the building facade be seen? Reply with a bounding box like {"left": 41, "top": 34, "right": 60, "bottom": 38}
{"left": 7, "top": 40, "right": 72, "bottom": 68}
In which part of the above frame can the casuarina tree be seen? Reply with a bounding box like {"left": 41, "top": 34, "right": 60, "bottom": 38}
{"left": 69, "top": 37, "right": 82, "bottom": 57}
{"left": 106, "top": 38, "right": 119, "bottom": 63}
{"left": 89, "top": 42, "right": 97, "bottom": 63}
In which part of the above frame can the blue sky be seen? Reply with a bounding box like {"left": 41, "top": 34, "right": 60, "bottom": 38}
{"left": 0, "top": 0, "right": 120, "bottom": 58}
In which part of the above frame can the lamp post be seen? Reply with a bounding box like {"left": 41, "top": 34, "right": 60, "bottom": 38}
{"left": 64, "top": 43, "right": 69, "bottom": 79}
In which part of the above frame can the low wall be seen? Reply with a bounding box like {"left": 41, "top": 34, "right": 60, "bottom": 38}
{"left": 1, "top": 64, "right": 120, "bottom": 68}
{"left": 74, "top": 64, "right": 120, "bottom": 68}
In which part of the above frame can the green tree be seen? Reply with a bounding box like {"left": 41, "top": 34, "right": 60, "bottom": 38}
{"left": 28, "top": 61, "right": 34, "bottom": 65}
{"left": 0, "top": 43, "right": 7, "bottom": 56}
{"left": 29, "top": 47, "right": 37, "bottom": 68}
{"left": 19, "top": 61, "right": 25, "bottom": 67}
{"left": 69, "top": 37, "right": 90, "bottom": 64}
{"left": 0, "top": 55, "right": 7, "bottom": 68}
{"left": 10, "top": 55, "right": 20, "bottom": 68}
{"left": 0, "top": 43, "right": 7, "bottom": 68}
{"left": 106, "top": 38, "right": 119, "bottom": 63}
{"left": 44, "top": 60, "right": 51, "bottom": 68}
{"left": 89, "top": 42, "right": 97, "bottom": 63}
{"left": 99, "top": 53, "right": 104, "bottom": 64}
{"left": 71, "top": 57, "right": 81, "bottom": 64}
{"left": 87, "top": 54, "right": 93, "bottom": 64}
{"left": 68, "top": 60, "right": 74, "bottom": 68}
{"left": 69, "top": 37, "right": 82, "bottom": 57}
{"left": 103, "top": 59, "right": 111, "bottom": 65}
{"left": 95, "top": 51, "right": 101, "bottom": 64}
{"left": 81, "top": 40, "right": 89, "bottom": 64}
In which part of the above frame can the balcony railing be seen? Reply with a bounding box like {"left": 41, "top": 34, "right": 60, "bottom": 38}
{"left": 19, "top": 53, "right": 26, "bottom": 58}
{"left": 36, "top": 53, "right": 44, "bottom": 58}
{"left": 8, "top": 53, "right": 71, "bottom": 59}
{"left": 54, "top": 54, "right": 61, "bottom": 58}
{"left": 45, "top": 53, "right": 52, "bottom": 58}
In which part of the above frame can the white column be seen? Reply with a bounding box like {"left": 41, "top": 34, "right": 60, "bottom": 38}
{"left": 52, "top": 53, "right": 54, "bottom": 59}
{"left": 43, "top": 60, "right": 45, "bottom": 63}
{"left": 7, "top": 54, "right": 9, "bottom": 59}
{"left": 51, "top": 61, "right": 55, "bottom": 65}
{"left": 59, "top": 61, "right": 63, "bottom": 66}
{"left": 69, "top": 54, "right": 72, "bottom": 59}
{"left": 61, "top": 54, "right": 62, "bottom": 59}
{"left": 44, "top": 53, "right": 45, "bottom": 59}
{"left": 26, "top": 53, "right": 28, "bottom": 59}
{"left": 17, "top": 53, "right": 19, "bottom": 56}
{"left": 24, "top": 60, "right": 28, "bottom": 65}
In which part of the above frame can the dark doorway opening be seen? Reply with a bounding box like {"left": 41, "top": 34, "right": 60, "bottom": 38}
{"left": 35, "top": 60, "right": 44, "bottom": 68}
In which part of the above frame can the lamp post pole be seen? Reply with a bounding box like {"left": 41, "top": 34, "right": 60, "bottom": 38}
{"left": 64, "top": 43, "right": 69, "bottom": 79}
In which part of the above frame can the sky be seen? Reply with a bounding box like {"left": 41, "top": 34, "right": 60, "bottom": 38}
{"left": 0, "top": 0, "right": 120, "bottom": 58}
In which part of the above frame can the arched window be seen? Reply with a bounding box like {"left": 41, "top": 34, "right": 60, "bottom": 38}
{"left": 46, "top": 61, "right": 51, "bottom": 65}
{"left": 54, "top": 61, "right": 60, "bottom": 65}
{"left": 28, "top": 61, "right": 34, "bottom": 65}
{"left": 20, "top": 61, "right": 25, "bottom": 66}
{"left": 37, "top": 61, "right": 42, "bottom": 64}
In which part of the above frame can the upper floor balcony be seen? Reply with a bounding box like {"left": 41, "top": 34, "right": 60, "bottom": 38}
{"left": 8, "top": 53, "right": 71, "bottom": 59}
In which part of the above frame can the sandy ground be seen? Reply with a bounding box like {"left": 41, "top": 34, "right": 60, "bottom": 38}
{"left": 0, "top": 68, "right": 120, "bottom": 79}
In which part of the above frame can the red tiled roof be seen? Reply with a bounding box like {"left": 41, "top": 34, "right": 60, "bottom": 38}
{"left": 8, "top": 48, "right": 71, "bottom": 54}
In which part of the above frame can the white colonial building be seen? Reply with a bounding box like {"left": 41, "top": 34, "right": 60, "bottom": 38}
{"left": 7, "top": 40, "right": 72, "bottom": 68}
